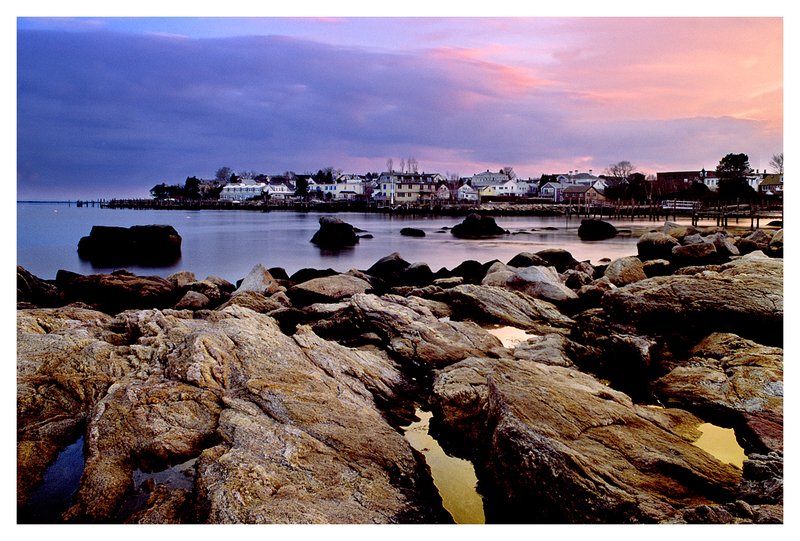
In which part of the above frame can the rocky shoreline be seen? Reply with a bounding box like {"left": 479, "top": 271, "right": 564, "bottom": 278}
{"left": 17, "top": 220, "right": 783, "bottom": 524}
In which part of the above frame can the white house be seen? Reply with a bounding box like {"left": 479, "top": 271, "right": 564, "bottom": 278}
{"left": 219, "top": 178, "right": 267, "bottom": 201}
{"left": 471, "top": 170, "right": 512, "bottom": 188}
{"left": 265, "top": 180, "right": 295, "bottom": 200}
{"left": 457, "top": 184, "right": 479, "bottom": 202}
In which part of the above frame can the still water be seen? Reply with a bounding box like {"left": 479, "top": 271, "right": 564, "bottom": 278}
{"left": 17, "top": 202, "right": 675, "bottom": 283}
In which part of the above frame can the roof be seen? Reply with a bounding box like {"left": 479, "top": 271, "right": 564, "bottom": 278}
{"left": 760, "top": 174, "right": 783, "bottom": 186}
{"left": 563, "top": 185, "right": 593, "bottom": 194}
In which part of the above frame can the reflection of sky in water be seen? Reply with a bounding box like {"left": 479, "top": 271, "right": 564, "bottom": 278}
{"left": 403, "top": 409, "right": 485, "bottom": 524}
{"left": 692, "top": 423, "right": 746, "bottom": 469}
{"left": 18, "top": 203, "right": 727, "bottom": 283}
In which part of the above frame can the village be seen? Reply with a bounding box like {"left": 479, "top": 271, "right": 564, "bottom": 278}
{"left": 141, "top": 156, "right": 783, "bottom": 211}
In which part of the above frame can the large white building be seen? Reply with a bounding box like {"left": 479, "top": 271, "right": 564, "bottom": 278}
{"left": 219, "top": 178, "right": 267, "bottom": 201}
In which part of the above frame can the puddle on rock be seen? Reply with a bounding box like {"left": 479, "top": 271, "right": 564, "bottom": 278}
{"left": 486, "top": 326, "right": 535, "bottom": 349}
{"left": 692, "top": 423, "right": 746, "bottom": 469}
{"left": 402, "top": 409, "right": 485, "bottom": 524}
{"left": 19, "top": 435, "right": 85, "bottom": 523}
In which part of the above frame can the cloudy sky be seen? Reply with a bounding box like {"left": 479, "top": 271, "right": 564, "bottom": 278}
{"left": 16, "top": 12, "right": 784, "bottom": 200}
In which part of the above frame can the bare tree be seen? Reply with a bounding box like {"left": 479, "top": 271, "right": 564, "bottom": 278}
{"left": 769, "top": 153, "right": 784, "bottom": 174}
{"left": 501, "top": 166, "right": 517, "bottom": 180}
{"left": 605, "top": 161, "right": 635, "bottom": 183}
{"left": 409, "top": 157, "right": 419, "bottom": 173}
{"left": 399, "top": 159, "right": 406, "bottom": 174}
{"left": 215, "top": 166, "right": 233, "bottom": 183}
{"left": 386, "top": 158, "right": 394, "bottom": 173}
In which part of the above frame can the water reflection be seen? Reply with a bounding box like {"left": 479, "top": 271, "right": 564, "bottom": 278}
{"left": 692, "top": 423, "right": 746, "bottom": 469}
{"left": 486, "top": 326, "right": 536, "bottom": 349}
{"left": 402, "top": 409, "right": 485, "bottom": 524}
{"left": 18, "top": 435, "right": 85, "bottom": 523}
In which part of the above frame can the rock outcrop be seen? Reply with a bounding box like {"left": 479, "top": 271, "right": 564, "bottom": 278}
{"left": 450, "top": 214, "right": 507, "bottom": 238}
{"left": 577, "top": 219, "right": 617, "bottom": 240}
{"left": 310, "top": 216, "right": 360, "bottom": 248}
{"left": 433, "top": 358, "right": 743, "bottom": 523}
{"left": 77, "top": 225, "right": 182, "bottom": 266}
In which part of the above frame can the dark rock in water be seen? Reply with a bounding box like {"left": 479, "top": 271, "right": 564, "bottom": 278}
{"left": 577, "top": 219, "right": 617, "bottom": 240}
{"left": 310, "top": 216, "right": 359, "bottom": 248}
{"left": 766, "top": 220, "right": 782, "bottom": 228}
{"left": 400, "top": 227, "right": 426, "bottom": 237}
{"left": 17, "top": 266, "right": 63, "bottom": 307}
{"left": 78, "top": 225, "right": 182, "bottom": 267}
{"left": 450, "top": 214, "right": 507, "bottom": 238}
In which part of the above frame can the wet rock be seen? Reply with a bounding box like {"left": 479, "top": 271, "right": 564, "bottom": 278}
{"left": 215, "top": 291, "right": 285, "bottom": 314}
{"left": 289, "top": 274, "right": 372, "bottom": 306}
{"left": 55, "top": 270, "right": 179, "bottom": 314}
{"left": 637, "top": 232, "right": 679, "bottom": 261}
{"left": 738, "top": 452, "right": 783, "bottom": 505}
{"left": 365, "top": 252, "right": 411, "bottom": 285}
{"left": 175, "top": 290, "right": 211, "bottom": 310}
{"left": 671, "top": 242, "right": 718, "bottom": 265}
{"left": 433, "top": 359, "right": 742, "bottom": 523}
{"left": 662, "top": 222, "right": 700, "bottom": 242}
{"left": 601, "top": 256, "right": 782, "bottom": 346}
{"left": 289, "top": 267, "right": 339, "bottom": 284}
{"left": 344, "top": 293, "right": 503, "bottom": 367}
{"left": 506, "top": 252, "right": 549, "bottom": 268}
{"left": 310, "top": 216, "right": 359, "bottom": 248}
{"left": 533, "top": 248, "right": 580, "bottom": 273}
{"left": 642, "top": 259, "right": 673, "bottom": 278}
{"left": 126, "top": 486, "right": 192, "bottom": 524}
{"left": 234, "top": 264, "right": 286, "bottom": 296}
{"left": 483, "top": 264, "right": 578, "bottom": 306}
{"left": 166, "top": 271, "right": 196, "bottom": 289}
{"left": 603, "top": 256, "right": 647, "bottom": 286}
{"left": 512, "top": 334, "right": 575, "bottom": 367}
{"left": 444, "top": 284, "right": 573, "bottom": 334}
{"left": 78, "top": 225, "right": 182, "bottom": 267}
{"left": 448, "top": 259, "right": 495, "bottom": 284}
{"left": 577, "top": 219, "right": 617, "bottom": 240}
{"left": 64, "top": 380, "right": 222, "bottom": 521}
{"left": 450, "top": 214, "right": 507, "bottom": 238}
{"left": 17, "top": 266, "right": 63, "bottom": 307}
{"left": 706, "top": 232, "right": 740, "bottom": 258}
{"left": 653, "top": 333, "right": 783, "bottom": 454}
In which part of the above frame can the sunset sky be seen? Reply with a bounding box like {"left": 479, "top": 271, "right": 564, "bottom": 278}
{"left": 15, "top": 9, "right": 785, "bottom": 200}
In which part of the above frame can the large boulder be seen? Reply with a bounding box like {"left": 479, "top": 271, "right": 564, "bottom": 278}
{"left": 443, "top": 284, "right": 574, "bottom": 334}
{"left": 482, "top": 264, "right": 578, "bottom": 306}
{"left": 577, "top": 219, "right": 617, "bottom": 240}
{"left": 603, "top": 256, "right": 647, "bottom": 286}
{"left": 17, "top": 266, "right": 63, "bottom": 307}
{"left": 432, "top": 358, "right": 743, "bottom": 523}
{"left": 289, "top": 274, "right": 372, "bottom": 306}
{"left": 653, "top": 333, "right": 783, "bottom": 455}
{"left": 601, "top": 254, "right": 783, "bottom": 346}
{"left": 533, "top": 249, "right": 580, "bottom": 273}
{"left": 310, "top": 216, "right": 359, "bottom": 248}
{"left": 637, "top": 232, "right": 679, "bottom": 261}
{"left": 77, "top": 225, "right": 181, "bottom": 266}
{"left": 18, "top": 304, "right": 448, "bottom": 523}
{"left": 234, "top": 263, "right": 285, "bottom": 296}
{"left": 55, "top": 270, "right": 179, "bottom": 314}
{"left": 400, "top": 227, "right": 426, "bottom": 237}
{"left": 317, "top": 293, "right": 503, "bottom": 367}
{"left": 450, "top": 214, "right": 507, "bottom": 238}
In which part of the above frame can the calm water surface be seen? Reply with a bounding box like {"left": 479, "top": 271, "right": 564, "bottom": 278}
{"left": 17, "top": 202, "right": 689, "bottom": 283}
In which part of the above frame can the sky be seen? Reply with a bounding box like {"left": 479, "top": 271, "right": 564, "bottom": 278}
{"left": 14, "top": 6, "right": 786, "bottom": 200}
